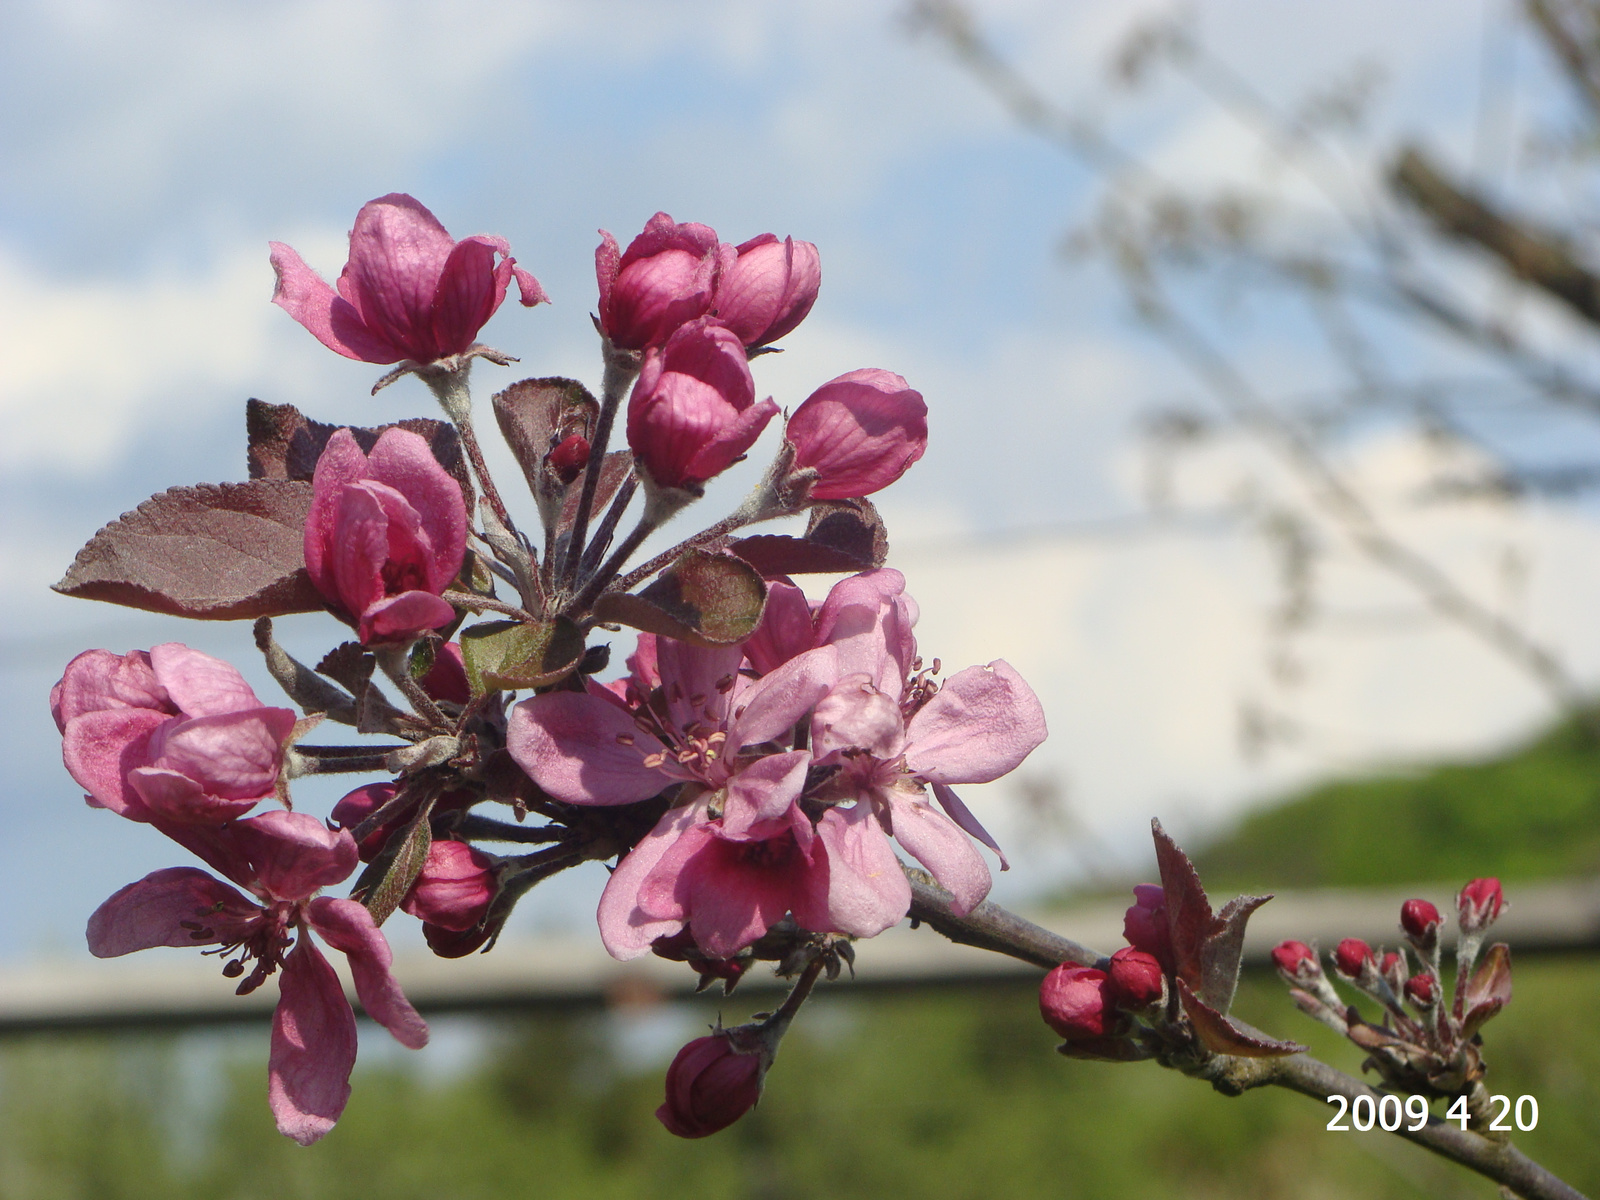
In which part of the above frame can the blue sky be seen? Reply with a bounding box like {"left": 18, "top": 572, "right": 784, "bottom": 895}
{"left": 6, "top": 0, "right": 1595, "bottom": 961}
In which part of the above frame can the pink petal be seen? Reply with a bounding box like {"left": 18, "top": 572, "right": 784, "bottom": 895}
{"left": 360, "top": 591, "right": 457, "bottom": 643}
{"left": 679, "top": 836, "right": 802, "bottom": 959}
{"left": 810, "top": 675, "right": 905, "bottom": 760}
{"left": 597, "top": 800, "right": 709, "bottom": 959}
{"left": 719, "top": 751, "right": 811, "bottom": 841}
{"left": 816, "top": 569, "right": 914, "bottom": 698}
{"left": 304, "top": 429, "right": 372, "bottom": 598}
{"left": 128, "top": 767, "right": 259, "bottom": 823}
{"left": 654, "top": 640, "right": 744, "bottom": 733}
{"left": 149, "top": 707, "right": 296, "bottom": 799}
{"left": 269, "top": 936, "right": 357, "bottom": 1146}
{"left": 328, "top": 482, "right": 398, "bottom": 619}
{"left": 506, "top": 692, "right": 669, "bottom": 805}
{"left": 340, "top": 193, "right": 457, "bottom": 360}
{"left": 508, "top": 259, "right": 548, "bottom": 307}
{"left": 306, "top": 897, "right": 429, "bottom": 1050}
{"left": 87, "top": 867, "right": 257, "bottom": 957}
{"left": 724, "top": 645, "right": 838, "bottom": 751}
{"left": 364, "top": 429, "right": 469, "bottom": 593}
{"left": 904, "top": 660, "right": 1048, "bottom": 785}
{"left": 429, "top": 235, "right": 503, "bottom": 357}
{"left": 149, "top": 643, "right": 262, "bottom": 716}
{"left": 743, "top": 580, "right": 817, "bottom": 676}
{"left": 931, "top": 781, "right": 1009, "bottom": 871}
{"left": 881, "top": 789, "right": 991, "bottom": 916}
{"left": 270, "top": 241, "right": 404, "bottom": 363}
{"left": 799, "top": 800, "right": 912, "bottom": 936}
{"left": 594, "top": 229, "right": 622, "bottom": 316}
{"left": 232, "top": 811, "right": 360, "bottom": 903}
{"left": 51, "top": 648, "right": 168, "bottom": 731}
{"left": 681, "top": 397, "right": 779, "bottom": 483}
{"left": 61, "top": 706, "right": 169, "bottom": 818}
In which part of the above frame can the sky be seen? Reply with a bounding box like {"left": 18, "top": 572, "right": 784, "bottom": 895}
{"left": 3, "top": 0, "right": 1594, "bottom": 963}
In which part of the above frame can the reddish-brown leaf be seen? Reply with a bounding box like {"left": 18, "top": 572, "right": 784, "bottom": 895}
{"left": 1179, "top": 980, "right": 1306, "bottom": 1058}
{"left": 593, "top": 549, "right": 768, "bottom": 647}
{"left": 1151, "top": 818, "right": 1220, "bottom": 993}
{"left": 1461, "top": 942, "right": 1512, "bottom": 1038}
{"left": 54, "top": 481, "right": 326, "bottom": 619}
{"left": 491, "top": 377, "right": 598, "bottom": 495}
{"left": 1200, "top": 893, "right": 1272, "bottom": 1013}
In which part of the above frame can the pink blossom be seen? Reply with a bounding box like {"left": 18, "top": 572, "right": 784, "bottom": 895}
{"left": 785, "top": 369, "right": 928, "bottom": 500}
{"left": 596, "top": 212, "right": 724, "bottom": 350}
{"left": 1271, "top": 939, "right": 1317, "bottom": 982}
{"left": 657, "top": 1030, "right": 767, "bottom": 1138}
{"left": 270, "top": 193, "right": 545, "bottom": 365}
{"left": 1039, "top": 964, "right": 1116, "bottom": 1039}
{"left": 303, "top": 427, "right": 467, "bottom": 644}
{"left": 86, "top": 810, "right": 427, "bottom": 1144}
{"left": 400, "top": 840, "right": 497, "bottom": 932}
{"left": 1458, "top": 877, "right": 1505, "bottom": 933}
{"left": 1105, "top": 946, "right": 1165, "bottom": 1009}
{"left": 54, "top": 644, "right": 296, "bottom": 826}
{"left": 626, "top": 317, "right": 777, "bottom": 491}
{"left": 713, "top": 234, "right": 820, "bottom": 348}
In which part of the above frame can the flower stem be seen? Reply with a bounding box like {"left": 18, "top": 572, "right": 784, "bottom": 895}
{"left": 562, "top": 337, "right": 639, "bottom": 587}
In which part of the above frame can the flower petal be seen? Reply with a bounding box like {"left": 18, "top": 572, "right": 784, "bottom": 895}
{"left": 270, "top": 241, "right": 403, "bottom": 363}
{"left": 743, "top": 580, "right": 817, "bottom": 676}
{"left": 150, "top": 707, "right": 296, "bottom": 799}
{"left": 306, "top": 897, "right": 429, "bottom": 1050}
{"left": 303, "top": 429, "right": 371, "bottom": 598}
{"left": 597, "top": 800, "right": 709, "bottom": 959}
{"left": 269, "top": 936, "right": 357, "bottom": 1146}
{"left": 904, "top": 660, "right": 1047, "bottom": 784}
{"left": 429, "top": 235, "right": 503, "bottom": 358}
{"left": 881, "top": 789, "right": 991, "bottom": 916}
{"left": 86, "top": 867, "right": 257, "bottom": 957}
{"left": 51, "top": 648, "right": 168, "bottom": 731}
{"left": 724, "top": 645, "right": 838, "bottom": 752}
{"left": 507, "top": 692, "right": 669, "bottom": 805}
{"left": 232, "top": 811, "right": 360, "bottom": 903}
{"left": 61, "top": 706, "right": 168, "bottom": 818}
{"left": 364, "top": 428, "right": 468, "bottom": 594}
{"left": 801, "top": 800, "right": 912, "bottom": 936}
{"left": 148, "top": 643, "right": 263, "bottom": 717}
{"left": 360, "top": 591, "right": 457, "bottom": 643}
{"left": 719, "top": 750, "right": 811, "bottom": 840}
{"left": 341, "top": 193, "right": 457, "bottom": 360}
{"left": 128, "top": 767, "right": 258, "bottom": 823}
{"left": 930, "top": 781, "right": 1009, "bottom": 870}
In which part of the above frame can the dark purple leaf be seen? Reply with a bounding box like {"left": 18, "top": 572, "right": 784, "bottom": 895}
{"left": 1200, "top": 893, "right": 1272, "bottom": 1013}
{"left": 1461, "top": 943, "right": 1512, "bottom": 1037}
{"left": 1151, "top": 818, "right": 1220, "bottom": 995}
{"left": 558, "top": 451, "right": 633, "bottom": 531}
{"left": 1179, "top": 980, "right": 1306, "bottom": 1058}
{"left": 490, "top": 377, "right": 598, "bottom": 495}
{"left": 726, "top": 534, "right": 878, "bottom": 576}
{"left": 54, "top": 481, "right": 325, "bottom": 619}
{"left": 593, "top": 549, "right": 768, "bottom": 647}
{"left": 245, "top": 398, "right": 473, "bottom": 511}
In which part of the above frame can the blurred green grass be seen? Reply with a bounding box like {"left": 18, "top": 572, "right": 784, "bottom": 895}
{"left": 4, "top": 713, "right": 1599, "bottom": 1198}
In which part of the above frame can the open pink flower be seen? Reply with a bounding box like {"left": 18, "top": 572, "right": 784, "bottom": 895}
{"left": 270, "top": 193, "right": 546, "bottom": 365}
{"left": 54, "top": 644, "right": 296, "bottom": 826}
{"left": 86, "top": 810, "right": 427, "bottom": 1145}
{"left": 596, "top": 212, "right": 725, "bottom": 350}
{"left": 785, "top": 369, "right": 927, "bottom": 500}
{"left": 626, "top": 317, "right": 777, "bottom": 491}
{"left": 713, "top": 234, "right": 820, "bottom": 348}
{"left": 304, "top": 427, "right": 467, "bottom": 644}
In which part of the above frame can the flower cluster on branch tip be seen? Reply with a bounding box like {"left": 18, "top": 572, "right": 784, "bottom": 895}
{"left": 50, "top": 195, "right": 1042, "bottom": 1144}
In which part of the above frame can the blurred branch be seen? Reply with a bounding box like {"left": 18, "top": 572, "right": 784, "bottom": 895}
{"left": 909, "top": 873, "right": 1588, "bottom": 1200}
{"left": 1390, "top": 144, "right": 1600, "bottom": 326}
{"left": 1526, "top": 0, "right": 1600, "bottom": 114}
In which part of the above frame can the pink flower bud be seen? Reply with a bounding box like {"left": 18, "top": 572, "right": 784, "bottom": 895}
{"left": 1457, "top": 878, "right": 1504, "bottom": 934}
{"left": 626, "top": 317, "right": 777, "bottom": 491}
{"left": 1333, "top": 938, "right": 1374, "bottom": 978}
{"left": 1122, "top": 884, "right": 1174, "bottom": 973}
{"left": 271, "top": 193, "right": 545, "bottom": 365}
{"left": 1105, "top": 947, "right": 1165, "bottom": 1009}
{"left": 1039, "top": 964, "right": 1115, "bottom": 1040}
{"left": 54, "top": 644, "right": 296, "bottom": 826}
{"left": 1400, "top": 898, "right": 1441, "bottom": 948}
{"left": 784, "top": 369, "right": 928, "bottom": 501}
{"left": 331, "top": 782, "right": 398, "bottom": 861}
{"left": 1271, "top": 940, "right": 1318, "bottom": 981}
{"left": 401, "top": 840, "right": 497, "bottom": 931}
{"left": 1404, "top": 972, "right": 1438, "bottom": 1007}
{"left": 713, "top": 234, "right": 821, "bottom": 347}
{"left": 420, "top": 641, "right": 471, "bottom": 707}
{"left": 303, "top": 427, "right": 468, "bottom": 644}
{"left": 546, "top": 433, "right": 591, "bottom": 485}
{"left": 596, "top": 213, "right": 723, "bottom": 350}
{"left": 656, "top": 1032, "right": 767, "bottom": 1139}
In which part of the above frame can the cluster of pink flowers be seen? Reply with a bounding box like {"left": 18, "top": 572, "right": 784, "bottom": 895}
{"left": 54, "top": 193, "right": 1047, "bottom": 1145}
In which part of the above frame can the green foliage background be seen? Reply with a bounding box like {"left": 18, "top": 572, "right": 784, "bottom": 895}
{"left": 4, "top": 715, "right": 1599, "bottom": 1198}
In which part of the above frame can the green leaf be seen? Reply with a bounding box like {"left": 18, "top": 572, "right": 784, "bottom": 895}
{"left": 592, "top": 548, "right": 768, "bottom": 647}
{"left": 354, "top": 806, "right": 434, "bottom": 927}
{"left": 459, "top": 618, "right": 587, "bottom": 693}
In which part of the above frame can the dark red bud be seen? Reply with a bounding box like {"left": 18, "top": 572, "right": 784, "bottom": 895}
{"left": 656, "top": 1033, "right": 765, "bottom": 1138}
{"left": 1271, "top": 940, "right": 1317, "bottom": 978}
{"left": 547, "top": 434, "right": 590, "bottom": 485}
{"left": 1400, "top": 898, "right": 1441, "bottom": 943}
{"left": 1404, "top": 972, "right": 1438, "bottom": 1007}
{"left": 1122, "top": 884, "right": 1173, "bottom": 972}
{"left": 331, "top": 782, "right": 398, "bottom": 861}
{"left": 1105, "top": 947, "right": 1165, "bottom": 1009}
{"left": 1333, "top": 938, "right": 1374, "bottom": 978}
{"left": 1040, "top": 964, "right": 1115, "bottom": 1040}
{"left": 1380, "top": 951, "right": 1402, "bottom": 975}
